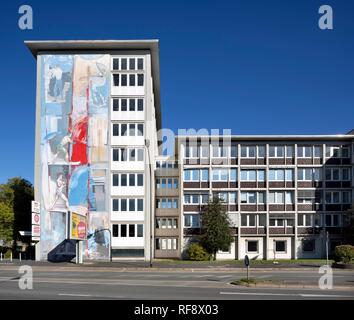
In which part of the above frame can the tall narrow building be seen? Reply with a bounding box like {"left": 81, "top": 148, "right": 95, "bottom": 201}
{"left": 26, "top": 40, "right": 161, "bottom": 261}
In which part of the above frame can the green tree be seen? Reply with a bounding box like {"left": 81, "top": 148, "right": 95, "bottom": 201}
{"left": 200, "top": 197, "right": 233, "bottom": 260}
{"left": 0, "top": 178, "right": 34, "bottom": 254}
{"left": 344, "top": 203, "right": 354, "bottom": 244}
{"left": 0, "top": 202, "right": 14, "bottom": 244}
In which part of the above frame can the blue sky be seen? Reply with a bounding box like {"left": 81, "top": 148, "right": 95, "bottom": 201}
{"left": 0, "top": 0, "right": 353, "bottom": 184}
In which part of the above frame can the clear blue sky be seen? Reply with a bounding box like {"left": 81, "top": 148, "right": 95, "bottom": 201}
{"left": 0, "top": 0, "right": 353, "bottom": 184}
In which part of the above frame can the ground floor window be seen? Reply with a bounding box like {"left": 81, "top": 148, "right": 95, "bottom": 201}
{"left": 246, "top": 240, "right": 258, "bottom": 253}
{"left": 302, "top": 239, "right": 315, "bottom": 252}
{"left": 155, "top": 238, "right": 178, "bottom": 250}
{"left": 275, "top": 240, "right": 286, "bottom": 253}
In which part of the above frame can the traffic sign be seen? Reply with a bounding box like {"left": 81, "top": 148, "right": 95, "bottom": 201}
{"left": 244, "top": 255, "right": 250, "bottom": 267}
{"left": 31, "top": 201, "right": 40, "bottom": 214}
{"left": 32, "top": 212, "right": 41, "bottom": 225}
{"left": 31, "top": 225, "right": 40, "bottom": 238}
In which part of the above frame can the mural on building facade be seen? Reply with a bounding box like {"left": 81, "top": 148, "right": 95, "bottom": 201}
{"left": 40, "top": 54, "right": 110, "bottom": 260}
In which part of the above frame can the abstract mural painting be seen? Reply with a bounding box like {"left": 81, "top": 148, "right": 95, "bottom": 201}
{"left": 40, "top": 54, "right": 110, "bottom": 260}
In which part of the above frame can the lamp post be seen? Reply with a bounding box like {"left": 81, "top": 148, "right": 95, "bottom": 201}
{"left": 87, "top": 228, "right": 112, "bottom": 262}
{"left": 145, "top": 139, "right": 153, "bottom": 268}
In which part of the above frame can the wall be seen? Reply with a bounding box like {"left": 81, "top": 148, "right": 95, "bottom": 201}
{"left": 39, "top": 54, "right": 110, "bottom": 260}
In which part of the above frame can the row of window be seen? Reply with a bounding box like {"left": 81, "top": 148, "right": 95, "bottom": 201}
{"left": 155, "top": 238, "right": 178, "bottom": 250}
{"left": 156, "top": 161, "right": 178, "bottom": 169}
{"left": 246, "top": 239, "right": 316, "bottom": 254}
{"left": 156, "top": 198, "right": 179, "bottom": 209}
{"left": 112, "top": 224, "right": 144, "bottom": 238}
{"left": 112, "top": 57, "right": 144, "bottom": 71}
{"left": 184, "top": 213, "right": 344, "bottom": 229}
{"left": 112, "top": 98, "right": 144, "bottom": 112}
{"left": 156, "top": 178, "right": 178, "bottom": 189}
{"left": 112, "top": 198, "right": 144, "bottom": 212}
{"left": 155, "top": 218, "right": 178, "bottom": 229}
{"left": 184, "top": 145, "right": 350, "bottom": 158}
{"left": 112, "top": 123, "right": 144, "bottom": 137}
{"left": 183, "top": 168, "right": 351, "bottom": 182}
{"left": 183, "top": 190, "right": 351, "bottom": 205}
{"left": 112, "top": 148, "right": 144, "bottom": 162}
{"left": 112, "top": 74, "right": 144, "bottom": 87}
{"left": 112, "top": 173, "right": 144, "bottom": 187}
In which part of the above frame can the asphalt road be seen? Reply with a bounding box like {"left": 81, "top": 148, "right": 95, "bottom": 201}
{"left": 0, "top": 265, "right": 353, "bottom": 300}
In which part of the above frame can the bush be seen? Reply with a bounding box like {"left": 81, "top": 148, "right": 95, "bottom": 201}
{"left": 334, "top": 245, "right": 354, "bottom": 264}
{"left": 4, "top": 249, "right": 12, "bottom": 259}
{"left": 187, "top": 243, "right": 211, "bottom": 261}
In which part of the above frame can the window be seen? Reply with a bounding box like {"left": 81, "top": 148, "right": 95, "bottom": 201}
{"left": 231, "top": 145, "right": 238, "bottom": 158}
{"left": 258, "top": 146, "right": 266, "bottom": 158}
{"left": 230, "top": 169, "right": 237, "bottom": 182}
{"left": 303, "top": 240, "right": 315, "bottom": 252}
{"left": 112, "top": 148, "right": 144, "bottom": 162}
{"left": 257, "top": 170, "right": 265, "bottom": 182}
{"left": 138, "top": 74, "right": 144, "bottom": 86}
{"left": 298, "top": 190, "right": 321, "bottom": 204}
{"left": 325, "top": 191, "right": 340, "bottom": 204}
{"left": 325, "top": 168, "right": 340, "bottom": 181}
{"left": 286, "top": 146, "right": 294, "bottom": 158}
{"left": 342, "top": 168, "right": 351, "bottom": 181}
{"left": 241, "top": 214, "right": 256, "bottom": 227}
{"left": 113, "top": 224, "right": 119, "bottom": 237}
{"left": 212, "top": 145, "right": 228, "bottom": 158}
{"left": 241, "top": 146, "right": 256, "bottom": 158}
{"left": 269, "top": 218, "right": 285, "bottom": 227}
{"left": 129, "top": 224, "right": 135, "bottom": 237}
{"left": 156, "top": 218, "right": 178, "bottom": 229}
{"left": 298, "top": 214, "right": 313, "bottom": 227}
{"left": 157, "top": 198, "right": 179, "bottom": 209}
{"left": 325, "top": 214, "right": 340, "bottom": 227}
{"left": 269, "top": 169, "right": 285, "bottom": 181}
{"left": 112, "top": 174, "right": 143, "bottom": 187}
{"left": 297, "top": 146, "right": 312, "bottom": 158}
{"left": 342, "top": 191, "right": 351, "bottom": 204}
{"left": 229, "top": 192, "right": 237, "bottom": 204}
{"left": 326, "top": 146, "right": 340, "bottom": 158}
{"left": 241, "top": 170, "right": 256, "bottom": 181}
{"left": 112, "top": 123, "right": 144, "bottom": 137}
{"left": 275, "top": 241, "right": 286, "bottom": 253}
{"left": 155, "top": 238, "right": 178, "bottom": 250}
{"left": 241, "top": 192, "right": 256, "bottom": 204}
{"left": 120, "top": 224, "right": 127, "bottom": 237}
{"left": 247, "top": 241, "right": 258, "bottom": 253}
{"left": 184, "top": 214, "right": 200, "bottom": 228}
{"left": 269, "top": 192, "right": 286, "bottom": 204}
{"left": 258, "top": 214, "right": 266, "bottom": 227}
{"left": 314, "top": 146, "right": 322, "bottom": 158}
{"left": 156, "top": 178, "right": 178, "bottom": 189}
{"left": 212, "top": 169, "right": 228, "bottom": 181}
{"left": 137, "top": 224, "right": 143, "bottom": 237}
{"left": 341, "top": 147, "right": 350, "bottom": 158}
{"left": 269, "top": 146, "right": 285, "bottom": 157}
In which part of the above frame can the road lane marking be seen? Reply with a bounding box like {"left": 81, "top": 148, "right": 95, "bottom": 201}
{"left": 220, "top": 292, "right": 354, "bottom": 298}
{"left": 59, "top": 293, "right": 93, "bottom": 297}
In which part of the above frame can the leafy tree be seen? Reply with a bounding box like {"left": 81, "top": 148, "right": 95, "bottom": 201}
{"left": 0, "top": 202, "right": 14, "bottom": 244}
{"left": 200, "top": 197, "right": 233, "bottom": 260}
{"left": 344, "top": 203, "right": 354, "bottom": 244}
{"left": 0, "top": 178, "right": 34, "bottom": 254}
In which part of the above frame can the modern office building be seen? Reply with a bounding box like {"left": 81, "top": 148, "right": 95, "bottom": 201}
{"left": 26, "top": 40, "right": 161, "bottom": 260}
{"left": 175, "top": 135, "right": 354, "bottom": 260}
{"left": 27, "top": 40, "right": 354, "bottom": 261}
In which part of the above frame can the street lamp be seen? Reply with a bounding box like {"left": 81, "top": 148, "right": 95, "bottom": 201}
{"left": 87, "top": 228, "right": 112, "bottom": 262}
{"left": 145, "top": 139, "right": 153, "bottom": 268}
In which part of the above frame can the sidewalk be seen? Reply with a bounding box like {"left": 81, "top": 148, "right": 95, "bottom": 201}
{"left": 0, "top": 259, "right": 348, "bottom": 271}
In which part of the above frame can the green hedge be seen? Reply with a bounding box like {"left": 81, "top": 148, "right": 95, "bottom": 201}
{"left": 187, "top": 243, "right": 211, "bottom": 261}
{"left": 334, "top": 245, "right": 354, "bottom": 264}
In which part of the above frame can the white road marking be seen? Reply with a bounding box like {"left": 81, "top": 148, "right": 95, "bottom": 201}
{"left": 220, "top": 292, "right": 353, "bottom": 298}
{"left": 59, "top": 293, "right": 93, "bottom": 297}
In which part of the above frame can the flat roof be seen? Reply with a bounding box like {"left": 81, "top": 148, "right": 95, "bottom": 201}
{"left": 25, "top": 39, "right": 162, "bottom": 130}
{"left": 176, "top": 134, "right": 354, "bottom": 141}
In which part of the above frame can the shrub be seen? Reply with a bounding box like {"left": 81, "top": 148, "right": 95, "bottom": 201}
{"left": 4, "top": 249, "right": 12, "bottom": 259}
{"left": 334, "top": 245, "right": 354, "bottom": 264}
{"left": 187, "top": 243, "right": 211, "bottom": 261}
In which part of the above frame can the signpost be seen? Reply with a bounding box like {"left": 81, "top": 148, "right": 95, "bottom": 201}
{"left": 244, "top": 255, "right": 250, "bottom": 281}
{"left": 31, "top": 201, "right": 41, "bottom": 242}
{"left": 69, "top": 212, "right": 87, "bottom": 264}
